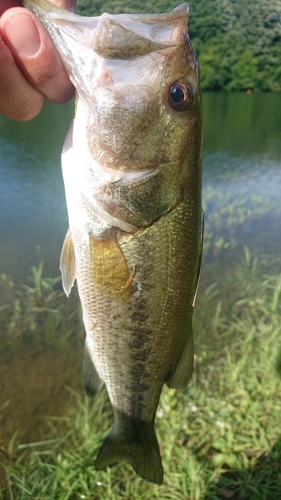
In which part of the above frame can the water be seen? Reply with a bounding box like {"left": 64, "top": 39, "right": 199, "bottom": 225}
{"left": 1, "top": 93, "right": 281, "bottom": 280}
{"left": 202, "top": 93, "right": 281, "bottom": 276}
{"left": 0, "top": 101, "right": 73, "bottom": 280}
{"left": 0, "top": 92, "right": 281, "bottom": 445}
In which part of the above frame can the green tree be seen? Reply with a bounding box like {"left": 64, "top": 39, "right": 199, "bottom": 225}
{"left": 75, "top": 0, "right": 281, "bottom": 91}
{"left": 228, "top": 50, "right": 259, "bottom": 91}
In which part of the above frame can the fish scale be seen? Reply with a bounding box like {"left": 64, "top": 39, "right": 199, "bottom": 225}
{"left": 24, "top": 0, "right": 203, "bottom": 484}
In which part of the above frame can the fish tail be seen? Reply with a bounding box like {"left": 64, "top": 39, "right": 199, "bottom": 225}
{"left": 95, "top": 412, "right": 163, "bottom": 484}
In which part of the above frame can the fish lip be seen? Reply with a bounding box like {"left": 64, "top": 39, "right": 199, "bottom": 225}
{"left": 93, "top": 145, "right": 158, "bottom": 173}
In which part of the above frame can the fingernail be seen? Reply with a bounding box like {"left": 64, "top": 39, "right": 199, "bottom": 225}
{"left": 4, "top": 13, "right": 41, "bottom": 57}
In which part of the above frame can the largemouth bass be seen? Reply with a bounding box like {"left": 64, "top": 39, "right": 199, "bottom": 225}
{"left": 24, "top": 0, "right": 203, "bottom": 484}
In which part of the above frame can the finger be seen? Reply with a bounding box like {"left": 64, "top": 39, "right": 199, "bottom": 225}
{"left": 0, "top": 33, "right": 44, "bottom": 120}
{"left": 0, "top": 1, "right": 76, "bottom": 16}
{"left": 1, "top": 8, "right": 75, "bottom": 104}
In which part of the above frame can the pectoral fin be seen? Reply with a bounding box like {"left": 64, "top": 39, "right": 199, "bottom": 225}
{"left": 90, "top": 232, "right": 132, "bottom": 299}
{"left": 60, "top": 228, "right": 76, "bottom": 296}
{"left": 165, "top": 330, "right": 194, "bottom": 389}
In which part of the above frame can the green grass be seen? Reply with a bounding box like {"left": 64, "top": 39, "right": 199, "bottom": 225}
{"left": 0, "top": 262, "right": 83, "bottom": 351}
{"left": 1, "top": 249, "right": 281, "bottom": 499}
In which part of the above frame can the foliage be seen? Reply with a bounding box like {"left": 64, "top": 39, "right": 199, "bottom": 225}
{"left": 75, "top": 0, "right": 281, "bottom": 92}
{"left": 1, "top": 251, "right": 281, "bottom": 499}
{"left": 0, "top": 263, "right": 82, "bottom": 351}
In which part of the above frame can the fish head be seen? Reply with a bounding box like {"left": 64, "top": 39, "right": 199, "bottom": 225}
{"left": 86, "top": 29, "right": 201, "bottom": 173}
{"left": 24, "top": 1, "right": 202, "bottom": 228}
{"left": 84, "top": 6, "right": 201, "bottom": 174}
{"left": 24, "top": 1, "right": 201, "bottom": 169}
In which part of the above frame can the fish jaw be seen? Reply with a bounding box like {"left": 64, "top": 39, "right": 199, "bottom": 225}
{"left": 23, "top": 1, "right": 189, "bottom": 100}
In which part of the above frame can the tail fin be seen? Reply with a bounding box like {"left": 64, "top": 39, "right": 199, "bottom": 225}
{"left": 95, "top": 412, "right": 163, "bottom": 484}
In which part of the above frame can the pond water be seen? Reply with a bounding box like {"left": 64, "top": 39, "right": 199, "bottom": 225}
{"left": 1, "top": 92, "right": 281, "bottom": 280}
{"left": 0, "top": 92, "right": 281, "bottom": 446}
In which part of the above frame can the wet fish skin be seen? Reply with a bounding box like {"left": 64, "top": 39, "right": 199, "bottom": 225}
{"left": 24, "top": 0, "right": 203, "bottom": 484}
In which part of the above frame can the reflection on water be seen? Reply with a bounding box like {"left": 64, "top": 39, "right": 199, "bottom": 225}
{"left": 0, "top": 92, "right": 281, "bottom": 446}
{"left": 203, "top": 92, "right": 281, "bottom": 158}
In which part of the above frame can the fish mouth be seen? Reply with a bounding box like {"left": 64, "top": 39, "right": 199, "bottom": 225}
{"left": 23, "top": 1, "right": 190, "bottom": 72}
{"left": 93, "top": 145, "right": 158, "bottom": 173}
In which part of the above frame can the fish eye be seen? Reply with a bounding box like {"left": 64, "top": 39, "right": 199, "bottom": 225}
{"left": 168, "top": 82, "right": 192, "bottom": 111}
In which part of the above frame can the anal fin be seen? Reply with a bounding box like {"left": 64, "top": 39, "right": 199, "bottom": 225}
{"left": 83, "top": 341, "right": 104, "bottom": 398}
{"left": 165, "top": 330, "right": 194, "bottom": 389}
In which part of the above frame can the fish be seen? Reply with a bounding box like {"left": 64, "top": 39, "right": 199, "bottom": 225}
{"left": 24, "top": 0, "right": 203, "bottom": 484}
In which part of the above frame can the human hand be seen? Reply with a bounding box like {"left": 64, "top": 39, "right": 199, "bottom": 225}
{"left": 0, "top": 0, "right": 76, "bottom": 120}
